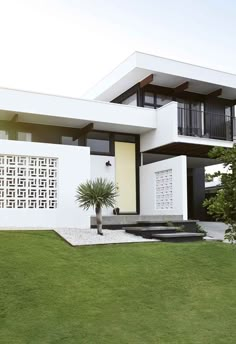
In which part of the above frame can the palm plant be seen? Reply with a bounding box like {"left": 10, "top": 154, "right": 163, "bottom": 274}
{"left": 75, "top": 178, "right": 118, "bottom": 235}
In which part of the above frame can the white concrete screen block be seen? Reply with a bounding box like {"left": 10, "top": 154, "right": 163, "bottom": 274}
{"left": 140, "top": 156, "right": 188, "bottom": 220}
{"left": 0, "top": 140, "right": 90, "bottom": 229}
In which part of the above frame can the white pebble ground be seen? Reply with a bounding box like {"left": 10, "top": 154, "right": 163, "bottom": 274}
{"left": 55, "top": 228, "right": 157, "bottom": 246}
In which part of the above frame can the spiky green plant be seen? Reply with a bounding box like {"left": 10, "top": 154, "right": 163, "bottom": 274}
{"left": 75, "top": 178, "right": 118, "bottom": 235}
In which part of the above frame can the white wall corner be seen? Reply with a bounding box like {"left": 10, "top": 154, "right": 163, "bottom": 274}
{"left": 140, "top": 101, "right": 178, "bottom": 152}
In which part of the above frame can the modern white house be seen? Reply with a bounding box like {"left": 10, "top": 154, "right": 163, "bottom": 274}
{"left": 0, "top": 52, "right": 235, "bottom": 229}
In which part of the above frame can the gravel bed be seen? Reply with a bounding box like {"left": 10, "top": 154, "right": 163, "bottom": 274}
{"left": 55, "top": 228, "right": 157, "bottom": 246}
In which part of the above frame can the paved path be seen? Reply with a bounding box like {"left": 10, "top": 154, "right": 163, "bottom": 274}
{"left": 198, "top": 221, "right": 227, "bottom": 241}
{"left": 55, "top": 228, "right": 157, "bottom": 246}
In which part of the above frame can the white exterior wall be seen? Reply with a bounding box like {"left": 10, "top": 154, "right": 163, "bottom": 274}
{"left": 0, "top": 140, "right": 90, "bottom": 229}
{"left": 90, "top": 155, "right": 116, "bottom": 215}
{"left": 140, "top": 156, "right": 188, "bottom": 220}
{"left": 140, "top": 102, "right": 178, "bottom": 152}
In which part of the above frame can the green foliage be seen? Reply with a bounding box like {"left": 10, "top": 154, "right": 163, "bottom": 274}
{"left": 196, "top": 223, "right": 207, "bottom": 236}
{"left": 205, "top": 173, "right": 214, "bottom": 182}
{"left": 203, "top": 145, "right": 236, "bottom": 243}
{"left": 175, "top": 225, "right": 185, "bottom": 232}
{"left": 224, "top": 225, "right": 236, "bottom": 243}
{"left": 75, "top": 178, "right": 118, "bottom": 210}
{"left": 166, "top": 221, "right": 174, "bottom": 227}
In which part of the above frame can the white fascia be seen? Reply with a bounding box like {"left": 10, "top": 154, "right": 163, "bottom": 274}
{"left": 0, "top": 87, "right": 157, "bottom": 134}
{"left": 84, "top": 51, "right": 236, "bottom": 101}
{"left": 136, "top": 52, "right": 236, "bottom": 89}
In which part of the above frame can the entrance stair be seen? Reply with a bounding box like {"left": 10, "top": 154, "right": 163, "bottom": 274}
{"left": 124, "top": 224, "right": 204, "bottom": 243}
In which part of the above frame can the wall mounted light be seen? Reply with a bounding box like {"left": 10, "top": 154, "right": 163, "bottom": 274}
{"left": 105, "top": 160, "right": 112, "bottom": 167}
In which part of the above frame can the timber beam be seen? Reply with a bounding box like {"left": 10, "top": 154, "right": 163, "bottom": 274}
{"left": 73, "top": 123, "right": 94, "bottom": 141}
{"left": 206, "top": 88, "right": 222, "bottom": 98}
{"left": 139, "top": 74, "right": 153, "bottom": 88}
{"left": 173, "top": 81, "right": 189, "bottom": 94}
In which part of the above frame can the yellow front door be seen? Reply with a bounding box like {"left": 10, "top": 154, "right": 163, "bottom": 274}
{"left": 115, "top": 141, "right": 136, "bottom": 213}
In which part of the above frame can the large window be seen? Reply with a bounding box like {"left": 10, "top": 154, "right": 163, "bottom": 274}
{"left": 86, "top": 132, "right": 110, "bottom": 154}
{"left": 61, "top": 136, "right": 78, "bottom": 146}
{"left": 122, "top": 93, "right": 137, "bottom": 106}
{"left": 143, "top": 92, "right": 172, "bottom": 109}
{"left": 17, "top": 132, "right": 32, "bottom": 142}
{"left": 178, "top": 100, "right": 204, "bottom": 137}
{"left": 0, "top": 130, "right": 8, "bottom": 140}
{"left": 85, "top": 131, "right": 137, "bottom": 155}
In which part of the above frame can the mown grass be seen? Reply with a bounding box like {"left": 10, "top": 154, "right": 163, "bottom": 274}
{"left": 0, "top": 231, "right": 236, "bottom": 344}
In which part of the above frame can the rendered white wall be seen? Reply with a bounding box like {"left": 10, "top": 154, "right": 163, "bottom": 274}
{"left": 0, "top": 140, "right": 90, "bottom": 229}
{"left": 90, "top": 155, "right": 116, "bottom": 215}
{"left": 0, "top": 88, "right": 156, "bottom": 134}
{"left": 178, "top": 135, "right": 233, "bottom": 148}
{"left": 140, "top": 156, "right": 188, "bottom": 220}
{"left": 140, "top": 102, "right": 178, "bottom": 152}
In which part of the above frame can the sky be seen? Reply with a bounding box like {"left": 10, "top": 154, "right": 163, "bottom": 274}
{"left": 0, "top": 0, "right": 236, "bottom": 99}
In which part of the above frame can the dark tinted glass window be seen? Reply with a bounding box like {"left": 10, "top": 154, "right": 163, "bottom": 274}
{"left": 87, "top": 132, "right": 110, "bottom": 153}
{"left": 114, "top": 134, "right": 135, "bottom": 143}
{"left": 61, "top": 136, "right": 78, "bottom": 146}
{"left": 144, "top": 92, "right": 154, "bottom": 104}
{"left": 122, "top": 94, "right": 137, "bottom": 106}
{"left": 156, "top": 94, "right": 172, "bottom": 107}
{"left": 0, "top": 130, "right": 8, "bottom": 140}
{"left": 18, "top": 132, "right": 32, "bottom": 142}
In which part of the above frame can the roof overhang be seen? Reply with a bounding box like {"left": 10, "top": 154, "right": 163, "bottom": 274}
{"left": 0, "top": 87, "right": 156, "bottom": 134}
{"left": 83, "top": 52, "right": 236, "bottom": 101}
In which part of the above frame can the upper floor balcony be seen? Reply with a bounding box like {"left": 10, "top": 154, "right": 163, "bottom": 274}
{"left": 140, "top": 102, "right": 235, "bottom": 157}
{"left": 178, "top": 107, "right": 235, "bottom": 141}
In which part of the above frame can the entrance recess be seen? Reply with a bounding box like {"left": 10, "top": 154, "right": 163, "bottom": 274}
{"left": 115, "top": 141, "right": 136, "bottom": 213}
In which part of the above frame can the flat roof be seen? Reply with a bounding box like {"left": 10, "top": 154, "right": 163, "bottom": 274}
{"left": 0, "top": 87, "right": 156, "bottom": 134}
{"left": 83, "top": 51, "right": 236, "bottom": 101}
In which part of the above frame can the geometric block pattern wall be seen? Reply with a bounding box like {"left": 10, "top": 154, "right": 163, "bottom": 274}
{"left": 0, "top": 155, "right": 58, "bottom": 209}
{"left": 155, "top": 169, "right": 173, "bottom": 210}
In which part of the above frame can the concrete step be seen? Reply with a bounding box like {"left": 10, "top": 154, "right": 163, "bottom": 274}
{"left": 151, "top": 232, "right": 205, "bottom": 242}
{"left": 124, "top": 226, "right": 179, "bottom": 238}
{"left": 91, "top": 215, "right": 183, "bottom": 228}
{"left": 136, "top": 220, "right": 197, "bottom": 232}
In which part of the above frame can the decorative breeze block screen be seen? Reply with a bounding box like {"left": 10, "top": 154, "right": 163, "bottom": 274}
{"left": 155, "top": 169, "right": 173, "bottom": 210}
{"left": 0, "top": 155, "right": 58, "bottom": 209}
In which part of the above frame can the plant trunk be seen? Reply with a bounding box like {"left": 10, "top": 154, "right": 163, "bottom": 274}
{"left": 95, "top": 206, "right": 103, "bottom": 235}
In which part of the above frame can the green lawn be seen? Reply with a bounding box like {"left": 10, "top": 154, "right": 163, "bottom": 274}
{"left": 0, "top": 231, "right": 236, "bottom": 344}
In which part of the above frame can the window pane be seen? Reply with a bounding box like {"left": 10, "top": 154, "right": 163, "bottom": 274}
{"left": 144, "top": 92, "right": 154, "bottom": 104}
{"left": 87, "top": 139, "right": 110, "bottom": 153}
{"left": 114, "top": 134, "right": 135, "bottom": 143}
{"left": 144, "top": 104, "right": 155, "bottom": 109}
{"left": 87, "top": 131, "right": 110, "bottom": 153}
{"left": 122, "top": 94, "right": 137, "bottom": 106}
{"left": 61, "top": 136, "right": 78, "bottom": 146}
{"left": 18, "top": 132, "right": 32, "bottom": 142}
{"left": 0, "top": 130, "right": 8, "bottom": 140}
{"left": 225, "top": 106, "right": 231, "bottom": 117}
{"left": 156, "top": 95, "right": 172, "bottom": 107}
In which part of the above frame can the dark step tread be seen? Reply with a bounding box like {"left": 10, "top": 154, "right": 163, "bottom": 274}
{"left": 125, "top": 226, "right": 179, "bottom": 232}
{"left": 137, "top": 220, "right": 197, "bottom": 224}
{"left": 152, "top": 232, "right": 204, "bottom": 238}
